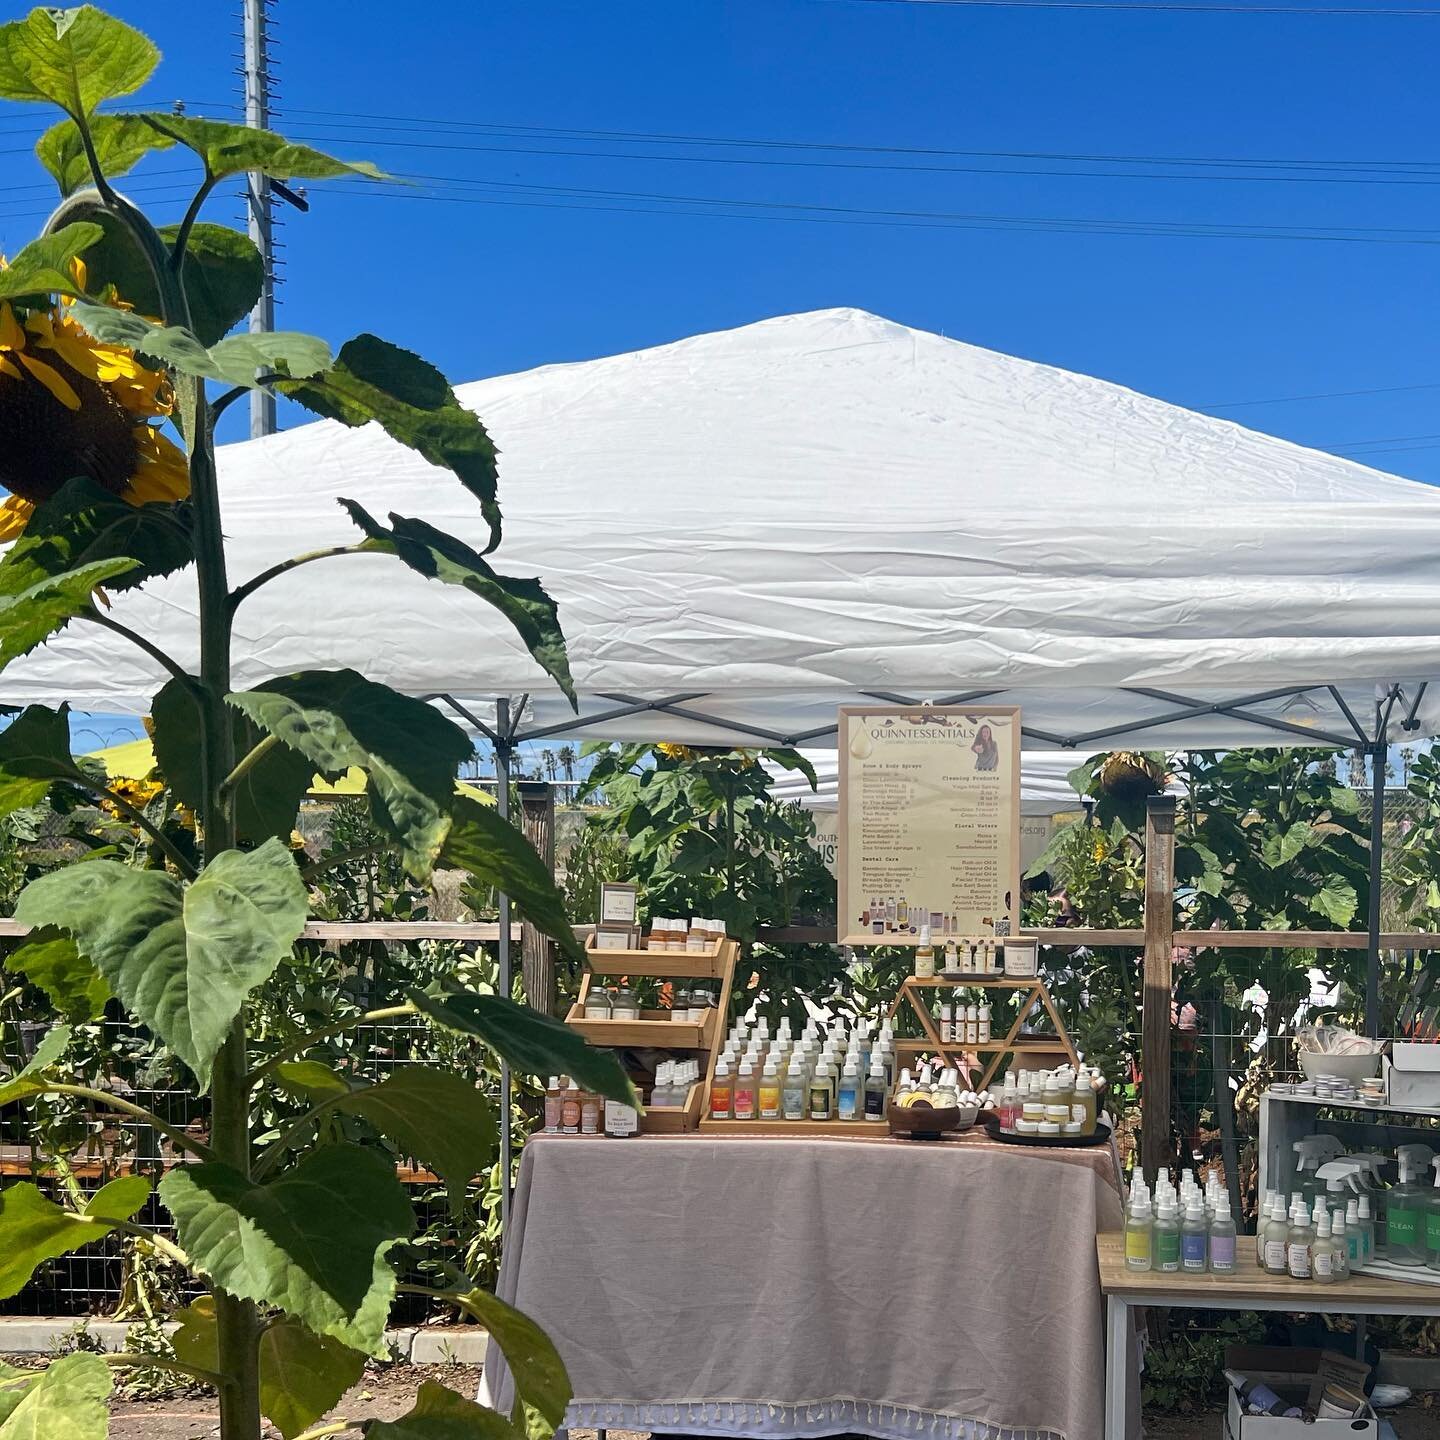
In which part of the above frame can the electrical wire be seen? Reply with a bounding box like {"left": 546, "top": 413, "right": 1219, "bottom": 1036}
{"left": 1204, "top": 381, "right": 1440, "bottom": 407}
{"left": 828, "top": 0, "right": 1440, "bottom": 13}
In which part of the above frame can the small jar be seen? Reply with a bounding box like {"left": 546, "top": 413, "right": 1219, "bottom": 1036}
{"left": 604, "top": 1098, "right": 639, "bottom": 1138}
{"left": 1037, "top": 1120, "right": 1061, "bottom": 1136}
{"left": 686, "top": 917, "right": 707, "bottom": 953}
{"left": 671, "top": 986, "right": 692, "bottom": 1021}
{"left": 610, "top": 984, "right": 640, "bottom": 1021}
{"left": 644, "top": 919, "right": 664, "bottom": 951}
{"left": 665, "top": 919, "right": 685, "bottom": 953}
{"left": 583, "top": 989, "right": 612, "bottom": 1020}
{"left": 1016, "top": 1119, "right": 1039, "bottom": 1135}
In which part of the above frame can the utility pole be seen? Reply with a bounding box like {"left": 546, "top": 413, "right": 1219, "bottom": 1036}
{"left": 242, "top": 0, "right": 276, "bottom": 438}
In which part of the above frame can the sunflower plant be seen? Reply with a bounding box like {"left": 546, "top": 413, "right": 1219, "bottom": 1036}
{"left": 0, "top": 8, "right": 633, "bottom": 1439}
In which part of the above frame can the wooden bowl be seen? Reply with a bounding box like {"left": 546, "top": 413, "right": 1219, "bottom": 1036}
{"left": 889, "top": 1102, "right": 965, "bottom": 1139}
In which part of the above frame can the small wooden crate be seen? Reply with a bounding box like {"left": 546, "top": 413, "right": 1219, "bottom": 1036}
{"left": 583, "top": 934, "right": 730, "bottom": 979}
{"left": 563, "top": 1001, "right": 721, "bottom": 1053}
{"left": 642, "top": 1080, "right": 705, "bottom": 1134}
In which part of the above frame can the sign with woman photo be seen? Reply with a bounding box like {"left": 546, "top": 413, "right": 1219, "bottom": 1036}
{"left": 837, "top": 705, "right": 1021, "bottom": 945}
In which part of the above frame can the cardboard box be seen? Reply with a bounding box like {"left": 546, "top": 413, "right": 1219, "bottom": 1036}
{"left": 1386, "top": 1042, "right": 1440, "bottom": 1110}
{"left": 1223, "top": 1346, "right": 1376, "bottom": 1438}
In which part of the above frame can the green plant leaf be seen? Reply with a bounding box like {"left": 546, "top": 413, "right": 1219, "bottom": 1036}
{"left": 367, "top": 1380, "right": 525, "bottom": 1440}
{"left": 0, "top": 543, "right": 134, "bottom": 675}
{"left": 0, "top": 1182, "right": 135, "bottom": 1299}
{"left": 444, "top": 1288, "right": 570, "bottom": 1435}
{"left": 229, "top": 671, "right": 472, "bottom": 877}
{"left": 36, "top": 113, "right": 175, "bottom": 196}
{"left": 159, "top": 1143, "right": 414, "bottom": 1356}
{"left": 339, "top": 1067, "right": 495, "bottom": 1203}
{"left": 136, "top": 113, "right": 384, "bottom": 183}
{"left": 19, "top": 476, "right": 193, "bottom": 594}
{"left": 67, "top": 301, "right": 331, "bottom": 388}
{"left": 0, "top": 1363, "right": 37, "bottom": 1428}
{"left": 1313, "top": 874, "right": 1359, "bottom": 927}
{"left": 281, "top": 335, "right": 500, "bottom": 549}
{"left": 0, "top": 7, "right": 157, "bottom": 117}
{"left": 440, "top": 797, "right": 582, "bottom": 966}
{"left": 0, "top": 706, "right": 76, "bottom": 817}
{"left": 5, "top": 930, "right": 109, "bottom": 1022}
{"left": 152, "top": 676, "right": 313, "bottom": 843}
{"left": 341, "top": 502, "right": 573, "bottom": 706}
{"left": 762, "top": 747, "right": 819, "bottom": 790}
{"left": 0, "top": 1024, "right": 71, "bottom": 1107}
{"left": 78, "top": 213, "right": 262, "bottom": 346}
{"left": 272, "top": 1060, "right": 352, "bottom": 1104}
{"left": 1328, "top": 783, "right": 1361, "bottom": 817}
{"left": 0, "top": 223, "right": 100, "bottom": 302}
{"left": 411, "top": 990, "right": 638, "bottom": 1108}
{"left": 171, "top": 1295, "right": 365, "bottom": 1440}
{"left": 14, "top": 838, "right": 308, "bottom": 1086}
{"left": 0, "top": 1351, "right": 110, "bottom": 1440}
{"left": 83, "top": 1174, "right": 151, "bottom": 1222}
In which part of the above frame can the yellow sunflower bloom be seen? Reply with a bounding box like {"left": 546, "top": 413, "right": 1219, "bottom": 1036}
{"left": 0, "top": 270, "right": 187, "bottom": 541}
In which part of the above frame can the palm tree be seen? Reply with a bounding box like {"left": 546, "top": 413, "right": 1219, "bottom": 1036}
{"left": 541, "top": 748, "right": 558, "bottom": 782}
{"left": 557, "top": 744, "right": 577, "bottom": 783}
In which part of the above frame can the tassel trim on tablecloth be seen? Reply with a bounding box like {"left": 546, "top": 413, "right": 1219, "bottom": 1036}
{"left": 564, "top": 1397, "right": 1067, "bottom": 1440}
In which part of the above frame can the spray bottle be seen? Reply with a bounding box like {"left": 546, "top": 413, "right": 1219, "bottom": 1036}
{"left": 1331, "top": 1206, "right": 1351, "bottom": 1281}
{"left": 782, "top": 1058, "right": 806, "bottom": 1121}
{"left": 1209, "top": 1193, "right": 1237, "bottom": 1274}
{"left": 1293, "top": 1136, "right": 1346, "bottom": 1206}
{"left": 1125, "top": 1188, "right": 1153, "bottom": 1272}
{"left": 1154, "top": 1194, "right": 1181, "bottom": 1274}
{"left": 1286, "top": 1201, "right": 1313, "bottom": 1280}
{"left": 1346, "top": 1153, "right": 1393, "bottom": 1258}
{"left": 1312, "top": 1208, "right": 1337, "bottom": 1285}
{"left": 837, "top": 1057, "right": 861, "bottom": 1121}
{"left": 1181, "top": 1196, "right": 1209, "bottom": 1274}
{"left": 1427, "top": 1157, "right": 1440, "bottom": 1273}
{"left": 1262, "top": 1195, "right": 1290, "bottom": 1276}
{"left": 1358, "top": 1195, "right": 1376, "bottom": 1263}
{"left": 863, "top": 1060, "right": 888, "bottom": 1122}
{"left": 1387, "top": 1144, "right": 1436, "bottom": 1267}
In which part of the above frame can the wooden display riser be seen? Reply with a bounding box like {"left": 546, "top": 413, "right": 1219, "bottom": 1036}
{"left": 584, "top": 935, "right": 731, "bottom": 980}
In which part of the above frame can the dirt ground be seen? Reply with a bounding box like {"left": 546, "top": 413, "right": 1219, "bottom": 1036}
{"left": 83, "top": 1366, "right": 1440, "bottom": 1438}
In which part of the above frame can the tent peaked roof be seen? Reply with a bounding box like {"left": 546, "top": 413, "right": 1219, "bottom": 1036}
{"left": 7, "top": 306, "right": 1440, "bottom": 750}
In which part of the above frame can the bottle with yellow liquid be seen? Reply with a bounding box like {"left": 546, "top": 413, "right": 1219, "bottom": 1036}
{"left": 914, "top": 925, "right": 935, "bottom": 980}
{"left": 1125, "top": 1190, "right": 1153, "bottom": 1272}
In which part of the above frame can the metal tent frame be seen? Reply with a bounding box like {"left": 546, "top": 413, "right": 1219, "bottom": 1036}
{"left": 434, "top": 677, "right": 1429, "bottom": 1219}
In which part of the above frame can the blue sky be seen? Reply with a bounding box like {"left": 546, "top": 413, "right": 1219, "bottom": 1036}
{"left": 2, "top": 0, "right": 1438, "bottom": 751}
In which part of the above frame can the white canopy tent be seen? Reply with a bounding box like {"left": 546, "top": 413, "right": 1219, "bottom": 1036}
{"left": 8, "top": 305, "right": 1440, "bottom": 758}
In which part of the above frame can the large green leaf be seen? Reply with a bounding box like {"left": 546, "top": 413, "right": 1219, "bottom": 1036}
{"left": 281, "top": 335, "right": 500, "bottom": 550}
{"left": 137, "top": 113, "right": 384, "bottom": 183}
{"left": 172, "top": 1294, "right": 365, "bottom": 1440}
{"left": 0, "top": 1351, "right": 110, "bottom": 1440}
{"left": 1313, "top": 875, "right": 1359, "bottom": 927}
{"left": 67, "top": 302, "right": 330, "bottom": 388}
{"left": 0, "top": 7, "right": 156, "bottom": 117}
{"left": 0, "top": 540, "right": 133, "bottom": 675}
{"left": 151, "top": 676, "right": 313, "bottom": 844}
{"left": 159, "top": 1144, "right": 414, "bottom": 1356}
{"left": 0, "top": 1363, "right": 37, "bottom": 1428}
{"left": 5, "top": 930, "right": 109, "bottom": 1023}
{"left": 0, "top": 1177, "right": 144, "bottom": 1299}
{"left": 0, "top": 1024, "right": 71, "bottom": 1107}
{"left": 339, "top": 1067, "right": 495, "bottom": 1203}
{"left": 229, "top": 671, "right": 471, "bottom": 877}
{"left": 411, "top": 990, "right": 638, "bottom": 1109}
{"left": 341, "top": 502, "right": 573, "bottom": 706}
{"left": 272, "top": 1059, "right": 352, "bottom": 1104}
{"left": 20, "top": 476, "right": 193, "bottom": 594}
{"left": 445, "top": 1287, "right": 570, "bottom": 1435}
{"left": 440, "top": 797, "right": 583, "bottom": 966}
{"left": 0, "top": 224, "right": 99, "bottom": 302}
{"left": 77, "top": 213, "right": 262, "bottom": 346}
{"left": 14, "top": 838, "right": 308, "bottom": 1085}
{"left": 0, "top": 706, "right": 75, "bottom": 817}
{"left": 36, "top": 113, "right": 175, "bottom": 197}
{"left": 367, "top": 1380, "right": 525, "bottom": 1440}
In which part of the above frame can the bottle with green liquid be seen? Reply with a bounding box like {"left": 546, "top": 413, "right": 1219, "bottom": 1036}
{"left": 1427, "top": 1158, "right": 1440, "bottom": 1272}
{"left": 1153, "top": 1196, "right": 1181, "bottom": 1275}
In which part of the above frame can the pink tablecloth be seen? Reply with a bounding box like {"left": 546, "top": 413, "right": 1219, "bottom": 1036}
{"left": 484, "top": 1132, "right": 1134, "bottom": 1440}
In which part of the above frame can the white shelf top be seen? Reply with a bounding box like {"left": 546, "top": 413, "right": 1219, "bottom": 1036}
{"left": 1262, "top": 1088, "right": 1440, "bottom": 1121}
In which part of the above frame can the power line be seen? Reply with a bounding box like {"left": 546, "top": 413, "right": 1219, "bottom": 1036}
{"left": 1205, "top": 380, "right": 1440, "bottom": 407}
{"left": 830, "top": 0, "right": 1440, "bottom": 13}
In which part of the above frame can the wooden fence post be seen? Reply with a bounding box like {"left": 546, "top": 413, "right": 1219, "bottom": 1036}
{"left": 518, "top": 780, "right": 557, "bottom": 1017}
{"left": 1141, "top": 794, "right": 1177, "bottom": 1182}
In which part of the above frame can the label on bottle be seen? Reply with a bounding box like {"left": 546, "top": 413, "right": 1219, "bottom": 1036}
{"left": 1072, "top": 1104, "right": 1087, "bottom": 1125}
{"left": 808, "top": 1086, "right": 832, "bottom": 1120}
{"left": 561, "top": 1099, "right": 580, "bottom": 1134}
{"left": 1287, "top": 1241, "right": 1311, "bottom": 1279}
{"left": 864, "top": 1088, "right": 886, "bottom": 1119}
{"left": 1181, "top": 1232, "right": 1207, "bottom": 1271}
{"left": 759, "top": 1086, "right": 780, "bottom": 1120}
{"left": 1314, "top": 1248, "right": 1333, "bottom": 1278}
{"left": 543, "top": 1098, "right": 562, "bottom": 1133}
{"left": 710, "top": 1085, "right": 731, "bottom": 1119}
{"left": 783, "top": 1086, "right": 805, "bottom": 1120}
{"left": 1427, "top": 1212, "right": 1440, "bottom": 1252}
{"left": 1264, "top": 1239, "right": 1287, "bottom": 1271}
{"left": 1210, "top": 1234, "right": 1236, "bottom": 1271}
{"left": 1124, "top": 1228, "right": 1151, "bottom": 1264}
{"left": 1349, "top": 1233, "right": 1361, "bottom": 1261}
{"left": 580, "top": 1101, "right": 600, "bottom": 1136}
{"left": 733, "top": 1086, "right": 755, "bottom": 1120}
{"left": 1156, "top": 1231, "right": 1181, "bottom": 1272}
{"left": 838, "top": 1086, "right": 858, "bottom": 1120}
{"left": 1390, "top": 1206, "right": 1422, "bottom": 1249}
{"left": 604, "top": 1101, "right": 638, "bottom": 1137}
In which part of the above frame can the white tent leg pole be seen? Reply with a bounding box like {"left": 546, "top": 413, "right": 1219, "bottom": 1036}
{"left": 1366, "top": 740, "right": 1385, "bottom": 1039}
{"left": 495, "top": 697, "right": 513, "bottom": 1229}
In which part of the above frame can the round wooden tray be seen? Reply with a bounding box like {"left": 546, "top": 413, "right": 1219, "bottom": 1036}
{"left": 981, "top": 1113, "right": 1112, "bottom": 1149}
{"left": 888, "top": 1102, "right": 979, "bottom": 1140}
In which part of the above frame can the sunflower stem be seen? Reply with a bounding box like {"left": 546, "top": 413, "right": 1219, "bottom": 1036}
{"left": 170, "top": 174, "right": 219, "bottom": 279}
{"left": 218, "top": 734, "right": 281, "bottom": 808}
{"left": 228, "top": 545, "right": 368, "bottom": 614}
{"left": 43, "top": 1083, "right": 217, "bottom": 1162}
{"left": 245, "top": 1002, "right": 419, "bottom": 1085}
{"left": 62, "top": 772, "right": 198, "bottom": 880}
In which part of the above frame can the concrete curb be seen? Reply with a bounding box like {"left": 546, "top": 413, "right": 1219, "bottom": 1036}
{"left": 0, "top": 1317, "right": 488, "bottom": 1365}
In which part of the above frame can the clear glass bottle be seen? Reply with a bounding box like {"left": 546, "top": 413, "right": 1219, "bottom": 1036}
{"left": 1388, "top": 1145, "right": 1435, "bottom": 1267}
{"left": 1359, "top": 1195, "right": 1376, "bottom": 1263}
{"left": 582, "top": 987, "right": 612, "bottom": 1020}
{"left": 1181, "top": 1198, "right": 1209, "bottom": 1274}
{"left": 733, "top": 1059, "right": 756, "bottom": 1121}
{"left": 1346, "top": 1198, "right": 1363, "bottom": 1269}
{"left": 1428, "top": 1158, "right": 1440, "bottom": 1273}
{"left": 758, "top": 1060, "right": 781, "bottom": 1120}
{"left": 1331, "top": 1207, "right": 1351, "bottom": 1280}
{"left": 1286, "top": 1203, "right": 1313, "bottom": 1280}
{"left": 1312, "top": 1209, "right": 1337, "bottom": 1285}
{"left": 610, "top": 983, "right": 640, "bottom": 1021}
{"left": 782, "top": 1058, "right": 806, "bottom": 1121}
{"left": 809, "top": 1061, "right": 835, "bottom": 1121}
{"left": 863, "top": 1061, "right": 887, "bottom": 1121}
{"left": 543, "top": 1076, "right": 563, "bottom": 1134}
{"left": 709, "top": 1060, "right": 733, "bottom": 1120}
{"left": 837, "top": 1059, "right": 861, "bottom": 1120}
{"left": 1153, "top": 1197, "right": 1181, "bottom": 1274}
{"left": 1263, "top": 1197, "right": 1290, "bottom": 1276}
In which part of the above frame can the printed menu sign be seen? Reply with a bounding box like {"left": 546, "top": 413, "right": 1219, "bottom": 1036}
{"left": 837, "top": 706, "right": 1021, "bottom": 945}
